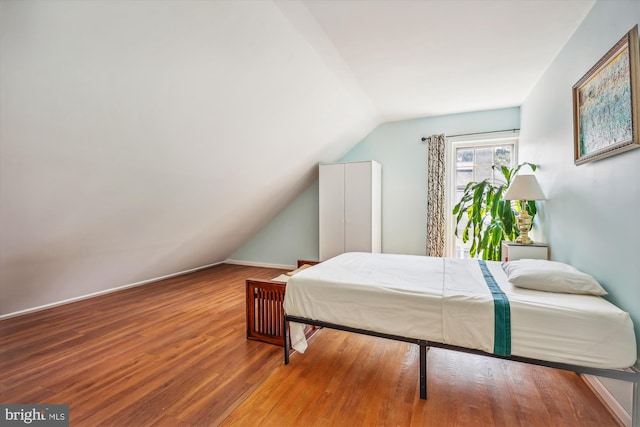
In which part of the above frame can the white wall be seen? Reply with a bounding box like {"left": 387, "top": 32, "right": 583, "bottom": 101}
{"left": 0, "top": 0, "right": 379, "bottom": 316}
{"left": 231, "top": 107, "right": 520, "bottom": 265}
{"left": 519, "top": 0, "right": 640, "bottom": 419}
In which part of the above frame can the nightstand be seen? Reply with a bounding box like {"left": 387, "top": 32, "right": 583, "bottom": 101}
{"left": 501, "top": 241, "right": 549, "bottom": 262}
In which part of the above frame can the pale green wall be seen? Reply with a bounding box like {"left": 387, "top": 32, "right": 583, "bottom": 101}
{"left": 230, "top": 107, "right": 520, "bottom": 266}
{"left": 229, "top": 180, "right": 319, "bottom": 268}
{"left": 519, "top": 0, "right": 639, "bottom": 414}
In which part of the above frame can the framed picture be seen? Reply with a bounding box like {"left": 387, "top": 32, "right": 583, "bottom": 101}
{"left": 573, "top": 25, "right": 640, "bottom": 165}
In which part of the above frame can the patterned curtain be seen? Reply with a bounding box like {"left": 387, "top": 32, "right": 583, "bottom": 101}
{"left": 426, "top": 133, "right": 446, "bottom": 257}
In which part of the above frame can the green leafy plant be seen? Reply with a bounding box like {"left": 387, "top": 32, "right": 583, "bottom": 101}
{"left": 452, "top": 162, "right": 538, "bottom": 261}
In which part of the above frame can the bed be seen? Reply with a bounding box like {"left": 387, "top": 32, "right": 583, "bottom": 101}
{"left": 282, "top": 252, "right": 639, "bottom": 422}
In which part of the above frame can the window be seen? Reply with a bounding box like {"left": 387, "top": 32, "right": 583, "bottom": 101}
{"left": 445, "top": 132, "right": 518, "bottom": 258}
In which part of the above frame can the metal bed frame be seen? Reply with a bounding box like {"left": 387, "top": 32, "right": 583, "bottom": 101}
{"left": 284, "top": 314, "right": 640, "bottom": 426}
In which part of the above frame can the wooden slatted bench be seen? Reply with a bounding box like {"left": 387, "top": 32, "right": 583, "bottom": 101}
{"left": 246, "top": 260, "right": 319, "bottom": 346}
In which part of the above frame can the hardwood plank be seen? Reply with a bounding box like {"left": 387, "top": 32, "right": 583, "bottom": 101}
{"left": 0, "top": 264, "right": 285, "bottom": 426}
{"left": 222, "top": 329, "right": 621, "bottom": 427}
{"left": 0, "top": 263, "right": 623, "bottom": 426}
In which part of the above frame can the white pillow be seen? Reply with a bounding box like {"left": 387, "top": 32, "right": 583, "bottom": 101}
{"left": 502, "top": 259, "right": 607, "bottom": 295}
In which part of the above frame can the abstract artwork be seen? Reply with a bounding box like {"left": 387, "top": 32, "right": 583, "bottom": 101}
{"left": 573, "top": 25, "right": 640, "bottom": 165}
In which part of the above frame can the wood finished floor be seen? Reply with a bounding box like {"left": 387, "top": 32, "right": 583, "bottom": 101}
{"left": 0, "top": 263, "right": 621, "bottom": 426}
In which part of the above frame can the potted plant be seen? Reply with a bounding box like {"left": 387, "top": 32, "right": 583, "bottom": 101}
{"left": 452, "top": 162, "right": 538, "bottom": 261}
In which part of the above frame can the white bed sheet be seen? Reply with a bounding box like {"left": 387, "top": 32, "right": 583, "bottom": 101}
{"left": 283, "top": 252, "right": 637, "bottom": 369}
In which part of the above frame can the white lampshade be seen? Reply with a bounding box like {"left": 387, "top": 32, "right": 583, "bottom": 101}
{"left": 503, "top": 175, "right": 545, "bottom": 201}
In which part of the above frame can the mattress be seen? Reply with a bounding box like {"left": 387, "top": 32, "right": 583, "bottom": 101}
{"left": 283, "top": 252, "right": 637, "bottom": 369}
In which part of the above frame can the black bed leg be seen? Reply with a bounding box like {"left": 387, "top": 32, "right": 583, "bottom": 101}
{"left": 633, "top": 380, "right": 638, "bottom": 427}
{"left": 284, "top": 315, "right": 290, "bottom": 365}
{"left": 419, "top": 341, "right": 427, "bottom": 400}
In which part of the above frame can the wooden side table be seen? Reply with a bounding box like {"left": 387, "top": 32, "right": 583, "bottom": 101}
{"left": 246, "top": 260, "right": 319, "bottom": 346}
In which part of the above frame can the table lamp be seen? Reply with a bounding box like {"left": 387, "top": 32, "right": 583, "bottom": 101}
{"left": 503, "top": 174, "right": 545, "bottom": 244}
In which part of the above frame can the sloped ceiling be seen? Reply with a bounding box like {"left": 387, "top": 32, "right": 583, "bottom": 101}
{"left": 300, "top": 0, "right": 596, "bottom": 119}
{"left": 0, "top": 0, "right": 594, "bottom": 314}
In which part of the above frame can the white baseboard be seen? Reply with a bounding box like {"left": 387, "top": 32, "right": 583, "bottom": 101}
{"left": 582, "top": 374, "right": 631, "bottom": 427}
{"left": 0, "top": 261, "right": 224, "bottom": 320}
{"left": 225, "top": 259, "right": 295, "bottom": 270}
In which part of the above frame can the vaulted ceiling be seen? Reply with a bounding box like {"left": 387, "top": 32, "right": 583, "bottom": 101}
{"left": 298, "top": 0, "right": 596, "bottom": 119}
{"left": 0, "top": 0, "right": 595, "bottom": 314}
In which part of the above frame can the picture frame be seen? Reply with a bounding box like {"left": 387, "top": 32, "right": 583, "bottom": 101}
{"left": 573, "top": 25, "right": 640, "bottom": 165}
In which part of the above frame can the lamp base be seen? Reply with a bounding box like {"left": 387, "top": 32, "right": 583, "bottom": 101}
{"left": 515, "top": 234, "right": 534, "bottom": 244}
{"left": 515, "top": 210, "right": 534, "bottom": 245}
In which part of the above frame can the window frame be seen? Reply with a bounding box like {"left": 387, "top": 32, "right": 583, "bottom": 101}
{"left": 444, "top": 131, "right": 519, "bottom": 258}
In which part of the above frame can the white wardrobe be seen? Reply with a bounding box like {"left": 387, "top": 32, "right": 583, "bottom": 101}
{"left": 319, "top": 161, "right": 382, "bottom": 261}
